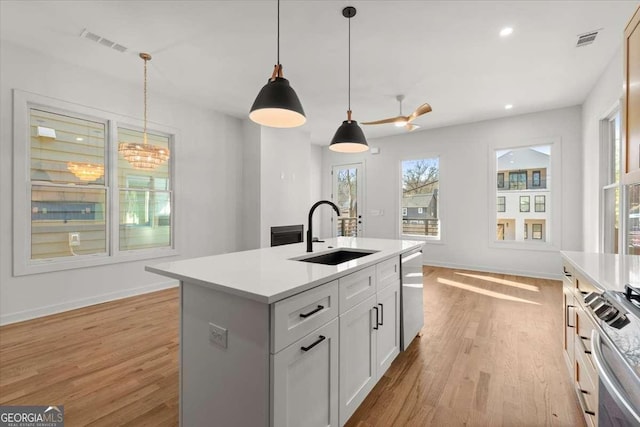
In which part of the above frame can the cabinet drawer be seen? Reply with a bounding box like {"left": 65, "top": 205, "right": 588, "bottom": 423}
{"left": 271, "top": 281, "right": 339, "bottom": 353}
{"left": 575, "top": 343, "right": 598, "bottom": 420}
{"left": 339, "top": 266, "right": 376, "bottom": 314}
{"left": 575, "top": 274, "right": 598, "bottom": 297}
{"left": 376, "top": 256, "right": 399, "bottom": 292}
{"left": 575, "top": 306, "right": 595, "bottom": 356}
{"left": 562, "top": 262, "right": 575, "bottom": 286}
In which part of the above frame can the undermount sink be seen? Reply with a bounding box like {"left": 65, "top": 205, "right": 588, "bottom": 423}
{"left": 294, "top": 249, "right": 379, "bottom": 266}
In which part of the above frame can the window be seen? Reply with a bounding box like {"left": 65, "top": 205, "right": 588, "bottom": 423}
{"left": 509, "top": 171, "right": 527, "bottom": 190}
{"left": 494, "top": 143, "right": 553, "bottom": 245}
{"left": 14, "top": 91, "right": 176, "bottom": 275}
{"left": 532, "top": 223, "right": 543, "bottom": 240}
{"left": 601, "top": 109, "right": 621, "bottom": 254}
{"left": 497, "top": 173, "right": 505, "bottom": 188}
{"left": 401, "top": 157, "right": 439, "bottom": 239}
{"left": 532, "top": 171, "right": 541, "bottom": 187}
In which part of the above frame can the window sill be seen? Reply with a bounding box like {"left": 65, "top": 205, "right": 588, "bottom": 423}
{"left": 401, "top": 234, "right": 444, "bottom": 245}
{"left": 14, "top": 248, "right": 178, "bottom": 276}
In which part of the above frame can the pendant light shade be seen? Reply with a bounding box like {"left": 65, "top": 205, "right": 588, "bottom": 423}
{"left": 330, "top": 117, "right": 369, "bottom": 153}
{"left": 330, "top": 6, "right": 368, "bottom": 153}
{"left": 249, "top": 0, "right": 306, "bottom": 128}
{"left": 250, "top": 73, "right": 305, "bottom": 128}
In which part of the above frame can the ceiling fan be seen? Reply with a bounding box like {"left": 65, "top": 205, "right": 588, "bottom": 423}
{"left": 362, "top": 95, "right": 432, "bottom": 131}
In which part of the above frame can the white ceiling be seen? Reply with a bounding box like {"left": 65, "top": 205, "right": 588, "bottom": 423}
{"left": 1, "top": 0, "right": 638, "bottom": 144}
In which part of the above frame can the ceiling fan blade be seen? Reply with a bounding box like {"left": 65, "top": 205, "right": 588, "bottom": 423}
{"left": 405, "top": 123, "right": 420, "bottom": 131}
{"left": 407, "top": 103, "right": 432, "bottom": 122}
{"left": 361, "top": 115, "right": 408, "bottom": 125}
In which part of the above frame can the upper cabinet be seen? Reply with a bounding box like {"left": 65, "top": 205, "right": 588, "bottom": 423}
{"left": 624, "top": 5, "right": 640, "bottom": 182}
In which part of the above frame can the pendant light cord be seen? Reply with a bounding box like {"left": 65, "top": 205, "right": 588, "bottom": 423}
{"left": 348, "top": 14, "right": 351, "bottom": 118}
{"left": 277, "top": 0, "right": 280, "bottom": 66}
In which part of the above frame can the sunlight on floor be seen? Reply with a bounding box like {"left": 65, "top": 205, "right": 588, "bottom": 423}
{"left": 437, "top": 277, "right": 541, "bottom": 305}
{"left": 454, "top": 272, "right": 540, "bottom": 292}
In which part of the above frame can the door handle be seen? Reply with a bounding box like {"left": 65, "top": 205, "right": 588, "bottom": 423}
{"left": 301, "top": 335, "right": 326, "bottom": 352}
{"left": 566, "top": 305, "right": 575, "bottom": 328}
{"left": 373, "top": 306, "right": 379, "bottom": 330}
{"left": 378, "top": 303, "right": 384, "bottom": 326}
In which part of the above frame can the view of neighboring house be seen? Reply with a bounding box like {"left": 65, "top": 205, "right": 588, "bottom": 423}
{"left": 402, "top": 190, "right": 438, "bottom": 236}
{"left": 496, "top": 147, "right": 550, "bottom": 241}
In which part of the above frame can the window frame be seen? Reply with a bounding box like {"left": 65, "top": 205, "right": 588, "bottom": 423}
{"left": 535, "top": 195, "right": 546, "bottom": 212}
{"left": 13, "top": 90, "right": 178, "bottom": 276}
{"left": 497, "top": 173, "right": 504, "bottom": 188}
{"left": 399, "top": 155, "right": 443, "bottom": 243}
{"left": 519, "top": 196, "right": 530, "bottom": 212}
{"left": 532, "top": 171, "right": 541, "bottom": 187}
{"left": 488, "top": 137, "right": 561, "bottom": 251}
{"left": 532, "top": 223, "right": 543, "bottom": 240}
{"left": 599, "top": 104, "right": 624, "bottom": 254}
{"left": 497, "top": 196, "right": 505, "bottom": 212}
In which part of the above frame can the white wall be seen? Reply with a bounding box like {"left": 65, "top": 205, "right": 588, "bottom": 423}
{"left": 242, "top": 121, "right": 262, "bottom": 250}
{"left": 259, "top": 127, "right": 312, "bottom": 248}
{"left": 0, "top": 41, "right": 244, "bottom": 324}
{"left": 581, "top": 48, "right": 624, "bottom": 252}
{"left": 322, "top": 106, "right": 583, "bottom": 279}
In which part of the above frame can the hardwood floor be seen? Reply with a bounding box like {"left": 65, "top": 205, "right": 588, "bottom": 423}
{"left": 0, "top": 267, "right": 585, "bottom": 426}
{"left": 345, "top": 267, "right": 585, "bottom": 427}
{"left": 0, "top": 289, "right": 179, "bottom": 426}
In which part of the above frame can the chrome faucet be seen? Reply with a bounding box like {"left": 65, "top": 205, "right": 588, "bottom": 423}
{"left": 307, "top": 200, "right": 341, "bottom": 252}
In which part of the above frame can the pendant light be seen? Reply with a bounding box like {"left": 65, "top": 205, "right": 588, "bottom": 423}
{"left": 118, "top": 53, "right": 170, "bottom": 170}
{"left": 330, "top": 6, "right": 369, "bottom": 153}
{"left": 249, "top": 0, "right": 306, "bottom": 128}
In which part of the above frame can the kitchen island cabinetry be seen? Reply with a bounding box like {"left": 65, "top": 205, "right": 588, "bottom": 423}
{"left": 147, "top": 237, "right": 423, "bottom": 427}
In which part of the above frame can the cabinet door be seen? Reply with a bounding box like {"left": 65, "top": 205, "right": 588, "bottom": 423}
{"left": 562, "top": 283, "right": 576, "bottom": 381}
{"left": 624, "top": 6, "right": 640, "bottom": 176}
{"left": 272, "top": 318, "right": 339, "bottom": 427}
{"left": 376, "top": 281, "right": 400, "bottom": 380}
{"left": 339, "top": 295, "right": 377, "bottom": 426}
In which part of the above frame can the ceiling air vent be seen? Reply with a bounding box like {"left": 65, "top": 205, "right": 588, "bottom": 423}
{"left": 576, "top": 30, "right": 600, "bottom": 47}
{"left": 80, "top": 29, "right": 128, "bottom": 53}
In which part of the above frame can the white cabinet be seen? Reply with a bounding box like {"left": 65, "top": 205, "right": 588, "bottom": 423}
{"left": 272, "top": 318, "right": 339, "bottom": 427}
{"left": 339, "top": 295, "right": 377, "bottom": 426}
{"left": 338, "top": 274, "right": 401, "bottom": 426}
{"left": 376, "top": 281, "right": 400, "bottom": 380}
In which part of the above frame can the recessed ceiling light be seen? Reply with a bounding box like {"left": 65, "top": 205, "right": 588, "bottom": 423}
{"left": 500, "top": 27, "right": 513, "bottom": 37}
{"left": 76, "top": 137, "right": 84, "bottom": 141}
{"left": 505, "top": 104, "right": 513, "bottom": 110}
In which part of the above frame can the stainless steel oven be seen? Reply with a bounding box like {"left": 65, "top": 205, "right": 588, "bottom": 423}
{"left": 587, "top": 285, "right": 640, "bottom": 426}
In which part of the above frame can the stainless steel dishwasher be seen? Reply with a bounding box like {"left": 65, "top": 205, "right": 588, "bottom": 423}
{"left": 401, "top": 248, "right": 424, "bottom": 350}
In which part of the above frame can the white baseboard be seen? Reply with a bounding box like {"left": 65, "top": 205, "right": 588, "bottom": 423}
{"left": 0, "top": 280, "right": 179, "bottom": 326}
{"left": 422, "top": 260, "right": 562, "bottom": 281}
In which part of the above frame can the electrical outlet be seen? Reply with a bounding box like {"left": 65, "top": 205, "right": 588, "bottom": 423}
{"left": 209, "top": 322, "right": 228, "bottom": 348}
{"left": 68, "top": 232, "right": 80, "bottom": 247}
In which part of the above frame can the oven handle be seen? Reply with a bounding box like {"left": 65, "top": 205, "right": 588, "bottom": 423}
{"left": 591, "top": 329, "right": 640, "bottom": 424}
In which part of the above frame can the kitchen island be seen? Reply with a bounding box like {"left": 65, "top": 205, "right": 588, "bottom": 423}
{"left": 147, "top": 237, "right": 424, "bottom": 427}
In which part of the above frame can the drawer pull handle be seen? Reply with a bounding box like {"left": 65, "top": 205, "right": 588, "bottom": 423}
{"left": 373, "top": 306, "right": 379, "bottom": 330}
{"left": 580, "top": 389, "right": 590, "bottom": 395}
{"left": 378, "top": 303, "right": 384, "bottom": 326}
{"left": 580, "top": 335, "right": 590, "bottom": 340}
{"left": 566, "top": 305, "right": 575, "bottom": 328}
{"left": 300, "top": 305, "right": 324, "bottom": 318}
{"left": 584, "top": 350, "right": 592, "bottom": 355}
{"left": 301, "top": 335, "right": 326, "bottom": 352}
{"left": 585, "top": 410, "right": 596, "bottom": 416}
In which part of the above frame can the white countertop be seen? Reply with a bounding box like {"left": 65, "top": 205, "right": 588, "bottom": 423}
{"left": 561, "top": 251, "right": 640, "bottom": 292}
{"left": 146, "top": 237, "right": 424, "bottom": 303}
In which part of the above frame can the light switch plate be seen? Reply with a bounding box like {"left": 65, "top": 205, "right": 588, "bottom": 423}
{"left": 209, "top": 322, "right": 228, "bottom": 348}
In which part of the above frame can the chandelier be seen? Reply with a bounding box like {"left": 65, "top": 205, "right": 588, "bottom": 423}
{"left": 67, "top": 161, "right": 105, "bottom": 181}
{"left": 118, "top": 52, "right": 170, "bottom": 170}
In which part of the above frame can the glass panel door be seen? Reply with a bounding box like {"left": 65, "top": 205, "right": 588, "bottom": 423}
{"left": 332, "top": 163, "right": 363, "bottom": 237}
